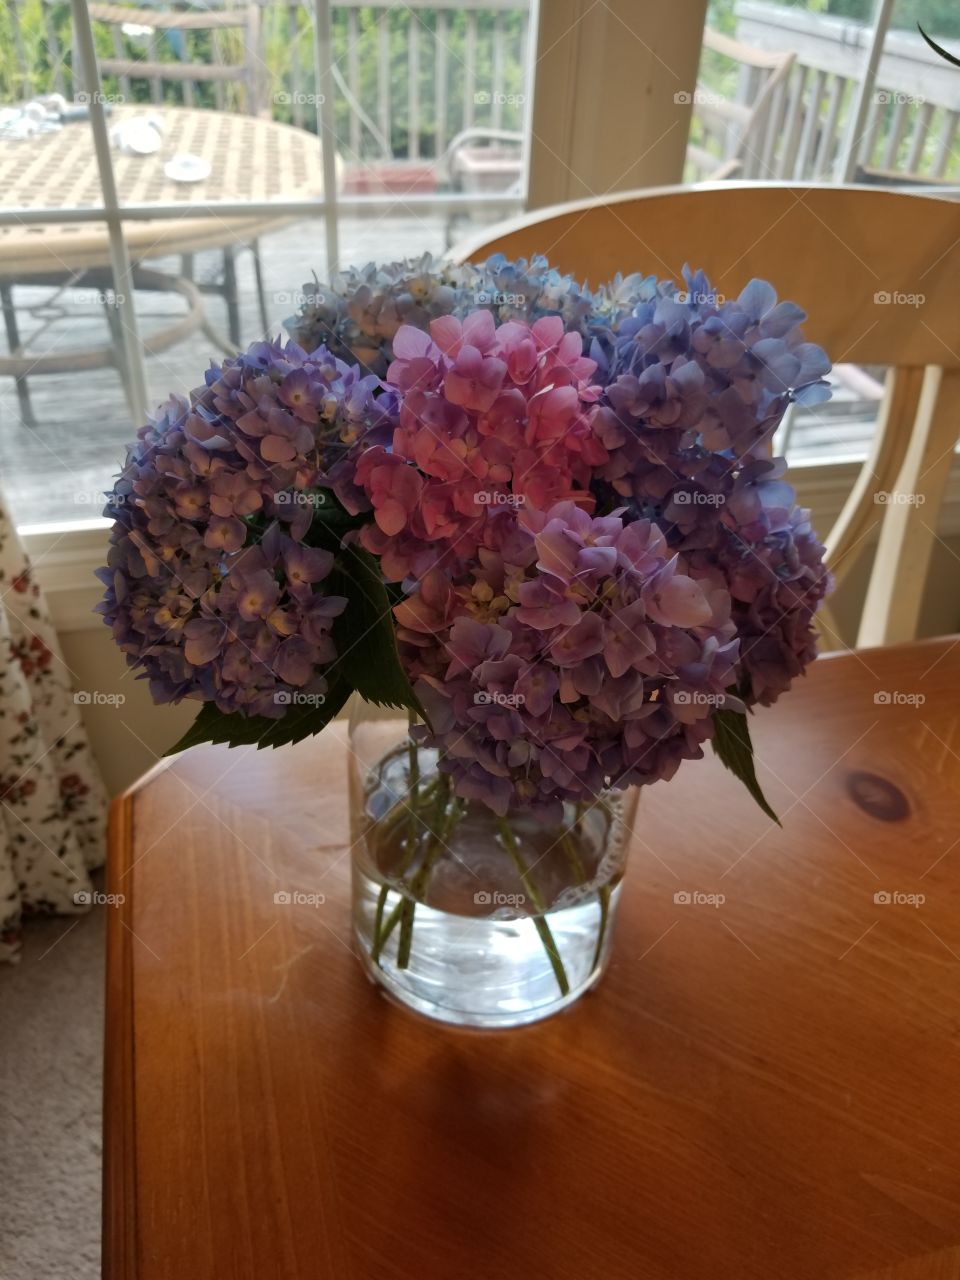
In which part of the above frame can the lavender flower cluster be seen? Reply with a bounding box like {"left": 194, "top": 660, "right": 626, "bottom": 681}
{"left": 102, "top": 254, "right": 833, "bottom": 815}
{"left": 98, "top": 342, "right": 394, "bottom": 717}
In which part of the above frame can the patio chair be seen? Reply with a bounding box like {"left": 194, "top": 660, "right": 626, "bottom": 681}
{"left": 85, "top": 1, "right": 270, "bottom": 344}
{"left": 436, "top": 127, "right": 524, "bottom": 246}
{"left": 450, "top": 184, "right": 960, "bottom": 650}
{"left": 686, "top": 29, "right": 795, "bottom": 182}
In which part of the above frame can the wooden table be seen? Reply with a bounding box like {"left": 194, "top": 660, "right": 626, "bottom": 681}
{"left": 104, "top": 638, "right": 960, "bottom": 1280}
{"left": 0, "top": 105, "right": 327, "bottom": 275}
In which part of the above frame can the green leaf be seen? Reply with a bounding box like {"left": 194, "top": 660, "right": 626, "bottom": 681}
{"left": 167, "top": 668, "right": 352, "bottom": 754}
{"left": 711, "top": 708, "right": 781, "bottom": 826}
{"left": 327, "top": 544, "right": 425, "bottom": 718}
{"left": 300, "top": 490, "right": 368, "bottom": 552}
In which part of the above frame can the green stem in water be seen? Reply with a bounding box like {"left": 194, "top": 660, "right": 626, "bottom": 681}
{"left": 396, "top": 777, "right": 458, "bottom": 969}
{"left": 496, "top": 817, "right": 570, "bottom": 998}
{"left": 374, "top": 774, "right": 454, "bottom": 966}
{"left": 371, "top": 719, "right": 424, "bottom": 966}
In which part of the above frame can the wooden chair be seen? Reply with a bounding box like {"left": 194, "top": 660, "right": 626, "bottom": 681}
{"left": 450, "top": 184, "right": 960, "bottom": 650}
{"left": 686, "top": 29, "right": 796, "bottom": 182}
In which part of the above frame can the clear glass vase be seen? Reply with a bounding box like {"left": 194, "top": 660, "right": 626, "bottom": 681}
{"left": 348, "top": 700, "right": 639, "bottom": 1029}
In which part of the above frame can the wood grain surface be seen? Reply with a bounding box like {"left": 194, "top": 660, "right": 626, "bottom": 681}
{"left": 104, "top": 638, "right": 960, "bottom": 1280}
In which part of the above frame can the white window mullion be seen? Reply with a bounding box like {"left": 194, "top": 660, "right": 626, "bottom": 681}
{"left": 313, "top": 0, "right": 341, "bottom": 275}
{"left": 69, "top": 0, "right": 149, "bottom": 425}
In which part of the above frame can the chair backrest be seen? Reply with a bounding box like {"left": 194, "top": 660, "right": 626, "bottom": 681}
{"left": 450, "top": 184, "right": 960, "bottom": 651}
{"left": 86, "top": 2, "right": 263, "bottom": 116}
{"left": 687, "top": 29, "right": 796, "bottom": 182}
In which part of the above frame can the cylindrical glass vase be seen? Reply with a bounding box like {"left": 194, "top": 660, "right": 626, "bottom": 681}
{"left": 348, "top": 700, "right": 638, "bottom": 1029}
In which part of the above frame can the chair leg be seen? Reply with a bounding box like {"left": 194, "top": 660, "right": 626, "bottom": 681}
{"left": 0, "top": 283, "right": 36, "bottom": 428}
{"left": 252, "top": 239, "right": 269, "bottom": 337}
{"left": 222, "top": 246, "right": 241, "bottom": 347}
{"left": 102, "top": 294, "right": 139, "bottom": 423}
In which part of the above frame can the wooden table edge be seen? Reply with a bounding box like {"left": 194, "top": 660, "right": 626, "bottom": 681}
{"left": 103, "top": 759, "right": 177, "bottom": 1280}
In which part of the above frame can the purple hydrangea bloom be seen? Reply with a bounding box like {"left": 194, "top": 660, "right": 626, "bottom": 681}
{"left": 396, "top": 502, "right": 741, "bottom": 822}
{"left": 96, "top": 340, "right": 398, "bottom": 717}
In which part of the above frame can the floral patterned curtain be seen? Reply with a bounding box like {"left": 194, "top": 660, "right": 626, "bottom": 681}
{"left": 0, "top": 503, "right": 107, "bottom": 962}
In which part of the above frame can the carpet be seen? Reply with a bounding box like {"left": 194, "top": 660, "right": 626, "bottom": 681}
{"left": 0, "top": 904, "right": 104, "bottom": 1280}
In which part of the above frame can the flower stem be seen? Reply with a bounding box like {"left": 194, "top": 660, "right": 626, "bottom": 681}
{"left": 496, "top": 817, "right": 570, "bottom": 998}
{"left": 371, "top": 719, "right": 423, "bottom": 966}
{"left": 396, "top": 776, "right": 457, "bottom": 969}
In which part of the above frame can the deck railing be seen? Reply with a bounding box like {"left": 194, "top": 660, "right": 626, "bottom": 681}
{"left": 695, "top": 1, "right": 960, "bottom": 183}
{"left": 1, "top": 1, "right": 532, "bottom": 168}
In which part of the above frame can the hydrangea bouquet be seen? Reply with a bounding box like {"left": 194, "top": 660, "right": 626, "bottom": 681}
{"left": 99, "top": 253, "right": 832, "bottom": 1027}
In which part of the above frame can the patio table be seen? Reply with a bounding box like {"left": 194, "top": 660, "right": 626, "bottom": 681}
{"left": 0, "top": 104, "right": 329, "bottom": 274}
